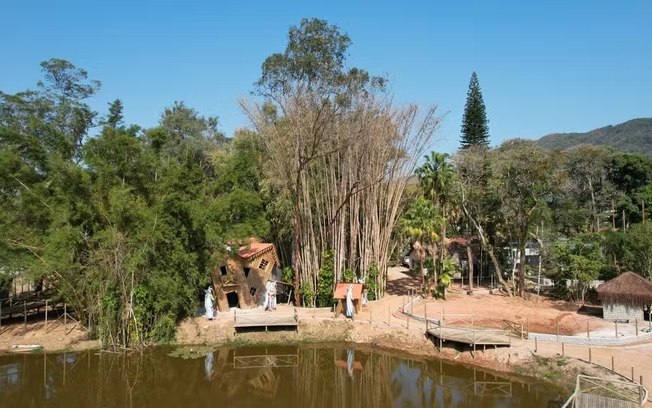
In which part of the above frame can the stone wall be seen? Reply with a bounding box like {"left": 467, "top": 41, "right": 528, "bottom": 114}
{"left": 603, "top": 302, "right": 643, "bottom": 322}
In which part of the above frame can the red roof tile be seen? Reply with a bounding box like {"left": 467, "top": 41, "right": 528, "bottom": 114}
{"left": 238, "top": 242, "right": 275, "bottom": 260}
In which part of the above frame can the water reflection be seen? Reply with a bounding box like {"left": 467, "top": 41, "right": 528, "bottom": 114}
{"left": 0, "top": 345, "right": 563, "bottom": 408}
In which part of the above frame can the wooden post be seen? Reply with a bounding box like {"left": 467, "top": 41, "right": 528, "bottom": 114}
{"left": 534, "top": 337, "right": 538, "bottom": 353}
{"left": 520, "top": 322, "right": 523, "bottom": 340}
{"left": 589, "top": 347, "right": 592, "bottom": 363}
{"left": 632, "top": 366, "right": 635, "bottom": 382}
{"left": 24, "top": 301, "right": 27, "bottom": 327}
{"left": 611, "top": 355, "right": 615, "bottom": 372}
{"left": 526, "top": 318, "right": 529, "bottom": 338}
{"left": 561, "top": 342, "right": 565, "bottom": 357}
{"left": 615, "top": 321, "right": 618, "bottom": 338}
{"left": 64, "top": 303, "right": 67, "bottom": 333}
{"left": 425, "top": 301, "right": 428, "bottom": 331}
{"left": 45, "top": 300, "right": 48, "bottom": 332}
{"left": 640, "top": 375, "right": 643, "bottom": 385}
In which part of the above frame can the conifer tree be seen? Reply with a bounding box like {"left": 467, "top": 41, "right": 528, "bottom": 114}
{"left": 460, "top": 72, "right": 490, "bottom": 148}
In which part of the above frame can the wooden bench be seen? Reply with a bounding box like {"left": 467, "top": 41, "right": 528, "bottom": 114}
{"left": 234, "top": 308, "right": 299, "bottom": 334}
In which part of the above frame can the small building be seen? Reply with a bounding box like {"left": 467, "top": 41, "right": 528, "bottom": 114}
{"left": 212, "top": 241, "right": 280, "bottom": 311}
{"left": 597, "top": 272, "right": 652, "bottom": 322}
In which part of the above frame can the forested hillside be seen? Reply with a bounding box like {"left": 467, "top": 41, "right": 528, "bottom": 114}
{"left": 537, "top": 118, "right": 652, "bottom": 156}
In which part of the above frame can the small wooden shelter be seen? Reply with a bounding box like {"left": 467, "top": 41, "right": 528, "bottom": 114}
{"left": 212, "top": 241, "right": 280, "bottom": 312}
{"left": 597, "top": 272, "right": 652, "bottom": 322}
{"left": 333, "top": 283, "right": 365, "bottom": 317}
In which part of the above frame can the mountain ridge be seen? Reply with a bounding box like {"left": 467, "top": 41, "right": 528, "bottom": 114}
{"left": 536, "top": 118, "right": 652, "bottom": 156}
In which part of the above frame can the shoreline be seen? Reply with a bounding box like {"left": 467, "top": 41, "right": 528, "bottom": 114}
{"left": 0, "top": 303, "right": 648, "bottom": 404}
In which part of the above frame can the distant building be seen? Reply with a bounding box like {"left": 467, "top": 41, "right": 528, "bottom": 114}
{"left": 212, "top": 240, "right": 280, "bottom": 311}
{"left": 597, "top": 272, "right": 652, "bottom": 322}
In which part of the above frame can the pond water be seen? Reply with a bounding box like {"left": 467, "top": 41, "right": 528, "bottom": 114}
{"left": 0, "top": 344, "right": 563, "bottom": 407}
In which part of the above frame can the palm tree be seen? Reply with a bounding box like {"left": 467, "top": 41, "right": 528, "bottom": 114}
{"left": 398, "top": 196, "right": 442, "bottom": 293}
{"left": 415, "top": 152, "right": 456, "bottom": 282}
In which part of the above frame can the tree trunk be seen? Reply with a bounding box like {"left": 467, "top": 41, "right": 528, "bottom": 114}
{"left": 466, "top": 244, "right": 474, "bottom": 294}
{"left": 518, "top": 240, "right": 526, "bottom": 297}
{"left": 461, "top": 202, "right": 511, "bottom": 295}
{"left": 292, "top": 214, "right": 302, "bottom": 306}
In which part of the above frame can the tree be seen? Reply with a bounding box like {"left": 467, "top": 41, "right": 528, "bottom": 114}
{"left": 104, "top": 99, "right": 125, "bottom": 130}
{"left": 398, "top": 196, "right": 442, "bottom": 292}
{"left": 561, "top": 145, "right": 615, "bottom": 232}
{"left": 460, "top": 72, "right": 489, "bottom": 148}
{"left": 491, "top": 140, "right": 559, "bottom": 297}
{"left": 248, "top": 18, "right": 440, "bottom": 305}
{"left": 415, "top": 152, "right": 455, "bottom": 284}
{"left": 454, "top": 145, "right": 511, "bottom": 295}
{"left": 551, "top": 233, "right": 606, "bottom": 303}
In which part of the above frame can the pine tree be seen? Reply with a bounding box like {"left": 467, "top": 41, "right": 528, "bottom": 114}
{"left": 460, "top": 72, "right": 490, "bottom": 148}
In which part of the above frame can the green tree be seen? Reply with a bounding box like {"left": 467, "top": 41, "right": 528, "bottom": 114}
{"left": 398, "top": 196, "right": 442, "bottom": 293}
{"left": 460, "top": 72, "right": 489, "bottom": 148}
{"left": 415, "top": 152, "right": 455, "bottom": 284}
{"left": 491, "top": 140, "right": 558, "bottom": 297}
{"left": 551, "top": 233, "right": 606, "bottom": 303}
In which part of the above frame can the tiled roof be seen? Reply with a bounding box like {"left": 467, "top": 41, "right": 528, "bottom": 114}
{"left": 238, "top": 242, "right": 275, "bottom": 260}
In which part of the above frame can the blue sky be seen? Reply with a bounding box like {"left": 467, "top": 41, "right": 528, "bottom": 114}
{"left": 1, "top": 0, "right": 650, "bottom": 153}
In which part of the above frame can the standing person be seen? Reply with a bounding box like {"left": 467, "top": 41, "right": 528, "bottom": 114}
{"left": 204, "top": 286, "right": 215, "bottom": 320}
{"left": 265, "top": 280, "right": 277, "bottom": 311}
{"left": 268, "top": 280, "right": 277, "bottom": 310}
{"left": 345, "top": 284, "right": 354, "bottom": 318}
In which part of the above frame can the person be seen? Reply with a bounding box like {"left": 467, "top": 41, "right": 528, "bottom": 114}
{"left": 265, "top": 280, "right": 277, "bottom": 311}
{"left": 345, "top": 284, "right": 354, "bottom": 318}
{"left": 204, "top": 286, "right": 215, "bottom": 320}
{"left": 358, "top": 278, "right": 368, "bottom": 306}
{"left": 204, "top": 351, "right": 214, "bottom": 381}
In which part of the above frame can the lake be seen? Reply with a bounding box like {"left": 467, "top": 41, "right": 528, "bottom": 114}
{"left": 0, "top": 344, "right": 563, "bottom": 407}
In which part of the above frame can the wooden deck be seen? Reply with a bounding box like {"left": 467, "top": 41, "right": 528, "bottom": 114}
{"left": 427, "top": 325, "right": 512, "bottom": 349}
{"left": 233, "top": 308, "right": 299, "bottom": 333}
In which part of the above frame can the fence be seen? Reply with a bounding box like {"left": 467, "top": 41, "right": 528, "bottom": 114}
{"left": 561, "top": 375, "right": 647, "bottom": 408}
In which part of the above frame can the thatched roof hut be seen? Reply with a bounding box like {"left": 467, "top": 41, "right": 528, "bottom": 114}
{"left": 597, "top": 272, "right": 652, "bottom": 306}
{"left": 597, "top": 272, "right": 652, "bottom": 322}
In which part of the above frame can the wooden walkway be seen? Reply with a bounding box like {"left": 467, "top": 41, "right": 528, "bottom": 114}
{"left": 233, "top": 308, "right": 298, "bottom": 333}
{"left": 427, "top": 325, "right": 512, "bottom": 350}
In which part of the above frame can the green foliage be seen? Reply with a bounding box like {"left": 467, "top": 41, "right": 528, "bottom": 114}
{"left": 300, "top": 281, "right": 314, "bottom": 307}
{"left": 460, "top": 72, "right": 489, "bottom": 148}
{"left": 0, "top": 60, "right": 271, "bottom": 348}
{"left": 316, "top": 249, "right": 335, "bottom": 307}
{"left": 341, "top": 268, "right": 356, "bottom": 283}
{"left": 435, "top": 256, "right": 458, "bottom": 299}
{"left": 282, "top": 267, "right": 294, "bottom": 284}
{"left": 365, "top": 262, "right": 379, "bottom": 301}
{"left": 397, "top": 196, "right": 441, "bottom": 254}
{"left": 551, "top": 233, "right": 607, "bottom": 302}
{"left": 256, "top": 18, "right": 385, "bottom": 101}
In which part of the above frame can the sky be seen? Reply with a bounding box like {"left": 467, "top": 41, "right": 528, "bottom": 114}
{"left": 1, "top": 0, "right": 651, "bottom": 154}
